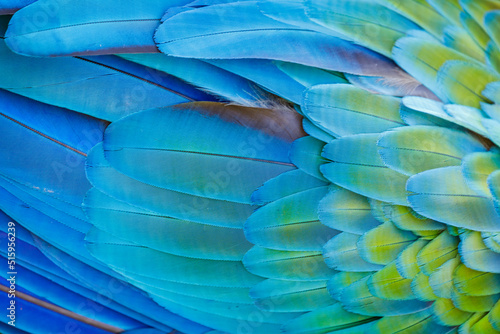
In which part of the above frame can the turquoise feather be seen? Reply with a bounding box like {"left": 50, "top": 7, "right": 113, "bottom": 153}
{"left": 242, "top": 246, "right": 336, "bottom": 281}
{"left": 155, "top": 2, "right": 400, "bottom": 76}
{"left": 459, "top": 231, "right": 500, "bottom": 273}
{"left": 5, "top": 0, "right": 191, "bottom": 56}
{"left": 305, "top": 0, "right": 420, "bottom": 57}
{"left": 302, "top": 84, "right": 404, "bottom": 137}
{"left": 318, "top": 187, "right": 381, "bottom": 235}
{"left": 85, "top": 147, "right": 254, "bottom": 228}
{"left": 252, "top": 169, "right": 328, "bottom": 205}
{"left": 7, "top": 0, "right": 500, "bottom": 332}
{"left": 378, "top": 125, "right": 487, "bottom": 176}
{"left": 322, "top": 232, "right": 384, "bottom": 272}
{"left": 245, "top": 187, "right": 337, "bottom": 251}
{"left": 103, "top": 103, "right": 300, "bottom": 204}
{"left": 321, "top": 134, "right": 409, "bottom": 205}
{"left": 408, "top": 166, "right": 500, "bottom": 231}
{"left": 290, "top": 136, "right": 329, "bottom": 181}
{"left": 250, "top": 279, "right": 333, "bottom": 312}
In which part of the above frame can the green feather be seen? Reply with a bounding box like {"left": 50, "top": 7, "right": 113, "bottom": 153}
{"left": 459, "top": 231, "right": 500, "bottom": 274}
{"left": 367, "top": 261, "right": 415, "bottom": 300}
{"left": 379, "top": 0, "right": 450, "bottom": 40}
{"left": 243, "top": 246, "right": 336, "bottom": 281}
{"left": 281, "top": 303, "right": 377, "bottom": 334}
{"left": 371, "top": 308, "right": 453, "bottom": 334}
{"left": 451, "top": 286, "right": 499, "bottom": 312}
{"left": 437, "top": 60, "right": 499, "bottom": 107}
{"left": 318, "top": 187, "right": 381, "bottom": 235}
{"left": 462, "top": 151, "right": 500, "bottom": 197}
{"left": 245, "top": 186, "right": 336, "bottom": 251}
{"left": 305, "top": 0, "right": 419, "bottom": 57}
{"left": 323, "top": 232, "right": 384, "bottom": 272}
{"left": 428, "top": 256, "right": 460, "bottom": 299}
{"left": 392, "top": 37, "right": 473, "bottom": 101}
{"left": 433, "top": 297, "right": 473, "bottom": 326}
{"left": 341, "top": 276, "right": 431, "bottom": 316}
{"left": 411, "top": 271, "right": 439, "bottom": 301}
{"left": 417, "top": 231, "right": 459, "bottom": 276}
{"left": 453, "top": 264, "right": 500, "bottom": 296}
{"left": 357, "top": 221, "right": 417, "bottom": 266}
{"left": 322, "top": 134, "right": 409, "bottom": 205}
{"left": 378, "top": 125, "right": 486, "bottom": 176}
{"left": 396, "top": 238, "right": 430, "bottom": 279}
{"left": 250, "top": 279, "right": 333, "bottom": 312}
{"left": 384, "top": 204, "right": 445, "bottom": 235}
{"left": 302, "top": 84, "right": 404, "bottom": 138}
{"left": 290, "top": 136, "right": 329, "bottom": 181}
{"left": 460, "top": 11, "right": 490, "bottom": 50}
{"left": 427, "top": 0, "right": 464, "bottom": 26}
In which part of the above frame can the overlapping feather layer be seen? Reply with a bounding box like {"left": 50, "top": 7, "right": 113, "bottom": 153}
{"left": 3, "top": 0, "right": 500, "bottom": 333}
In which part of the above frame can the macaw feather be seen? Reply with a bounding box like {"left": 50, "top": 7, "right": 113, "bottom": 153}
{"left": 242, "top": 246, "right": 336, "bottom": 281}
{"left": 378, "top": 125, "right": 486, "bottom": 176}
{"left": 322, "top": 232, "right": 384, "bottom": 272}
{"left": 250, "top": 279, "right": 333, "bottom": 312}
{"left": 318, "top": 187, "right": 381, "bottom": 235}
{"left": 322, "top": 134, "right": 409, "bottom": 205}
{"left": 302, "top": 84, "right": 404, "bottom": 137}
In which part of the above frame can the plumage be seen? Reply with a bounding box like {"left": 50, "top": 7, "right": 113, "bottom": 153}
{"left": 4, "top": 0, "right": 500, "bottom": 333}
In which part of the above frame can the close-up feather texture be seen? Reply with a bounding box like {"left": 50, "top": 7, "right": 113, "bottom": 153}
{"left": 1, "top": 0, "right": 500, "bottom": 333}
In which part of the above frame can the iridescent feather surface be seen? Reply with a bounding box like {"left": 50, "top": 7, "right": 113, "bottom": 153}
{"left": 1, "top": 0, "right": 500, "bottom": 333}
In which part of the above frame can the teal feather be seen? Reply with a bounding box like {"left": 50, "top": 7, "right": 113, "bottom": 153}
{"left": 120, "top": 54, "right": 266, "bottom": 104}
{"left": 322, "top": 232, "right": 384, "bottom": 272}
{"left": 155, "top": 2, "right": 400, "bottom": 76}
{"left": 408, "top": 166, "right": 500, "bottom": 231}
{"left": 141, "top": 290, "right": 300, "bottom": 323}
{"left": 327, "top": 272, "right": 372, "bottom": 301}
{"left": 318, "top": 187, "right": 381, "bottom": 235}
{"left": 242, "top": 246, "right": 336, "bottom": 281}
{"left": 321, "top": 134, "right": 409, "bottom": 205}
{"left": 257, "top": 0, "right": 348, "bottom": 38}
{"left": 340, "top": 276, "right": 431, "bottom": 316}
{"left": 302, "top": 84, "right": 405, "bottom": 137}
{"left": 103, "top": 103, "right": 300, "bottom": 204}
{"left": 281, "top": 303, "right": 377, "bottom": 334}
{"left": 250, "top": 279, "right": 333, "bottom": 312}
{"left": 302, "top": 118, "right": 336, "bottom": 143}
{"left": 462, "top": 151, "right": 500, "bottom": 197}
{"left": 252, "top": 169, "right": 328, "bottom": 205}
{"left": 305, "top": 0, "right": 420, "bottom": 57}
{"left": 85, "top": 234, "right": 262, "bottom": 288}
{"left": 207, "top": 59, "right": 310, "bottom": 104}
{"left": 245, "top": 186, "right": 337, "bottom": 251}
{"left": 460, "top": 231, "right": 500, "bottom": 273}
{"left": 85, "top": 146, "right": 253, "bottom": 228}
{"left": 148, "top": 295, "right": 284, "bottom": 333}
{"left": 378, "top": 125, "right": 487, "bottom": 176}
{"left": 130, "top": 279, "right": 254, "bottom": 305}
{"left": 5, "top": 0, "right": 192, "bottom": 56}
{"left": 290, "top": 136, "right": 329, "bottom": 181}
{"left": 8, "top": 0, "right": 500, "bottom": 332}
